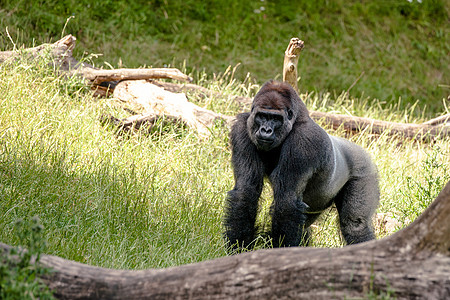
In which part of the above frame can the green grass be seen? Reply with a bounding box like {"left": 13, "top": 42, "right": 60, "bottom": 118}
{"left": 1, "top": 217, "right": 55, "bottom": 299}
{"left": 0, "top": 0, "right": 448, "bottom": 114}
{"left": 0, "top": 51, "right": 449, "bottom": 271}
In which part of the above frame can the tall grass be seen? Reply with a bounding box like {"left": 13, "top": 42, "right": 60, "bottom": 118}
{"left": 0, "top": 53, "right": 449, "bottom": 270}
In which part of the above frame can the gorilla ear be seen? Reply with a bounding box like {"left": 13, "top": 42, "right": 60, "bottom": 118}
{"left": 287, "top": 109, "right": 294, "bottom": 120}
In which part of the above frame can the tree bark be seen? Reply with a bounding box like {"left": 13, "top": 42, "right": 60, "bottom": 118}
{"left": 1, "top": 181, "right": 449, "bottom": 299}
{"left": 282, "top": 38, "right": 304, "bottom": 94}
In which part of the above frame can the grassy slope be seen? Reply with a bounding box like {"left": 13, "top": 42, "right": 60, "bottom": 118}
{"left": 0, "top": 55, "right": 449, "bottom": 270}
{"left": 0, "top": 0, "right": 449, "bottom": 114}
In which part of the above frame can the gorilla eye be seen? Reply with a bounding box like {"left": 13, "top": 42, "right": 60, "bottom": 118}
{"left": 287, "top": 109, "right": 294, "bottom": 120}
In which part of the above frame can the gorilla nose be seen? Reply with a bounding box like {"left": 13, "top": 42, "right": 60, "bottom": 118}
{"left": 259, "top": 127, "right": 273, "bottom": 139}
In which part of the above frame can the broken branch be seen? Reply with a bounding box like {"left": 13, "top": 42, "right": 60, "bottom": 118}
{"left": 76, "top": 67, "right": 192, "bottom": 86}
{"left": 283, "top": 38, "right": 304, "bottom": 94}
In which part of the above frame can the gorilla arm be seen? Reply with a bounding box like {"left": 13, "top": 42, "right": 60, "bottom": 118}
{"left": 267, "top": 126, "right": 321, "bottom": 247}
{"left": 224, "top": 113, "right": 265, "bottom": 250}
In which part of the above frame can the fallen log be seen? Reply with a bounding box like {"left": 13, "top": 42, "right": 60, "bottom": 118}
{"left": 0, "top": 34, "right": 192, "bottom": 85}
{"left": 143, "top": 81, "right": 450, "bottom": 140}
{"left": 0, "top": 34, "right": 92, "bottom": 71}
{"left": 310, "top": 110, "right": 450, "bottom": 140}
{"left": 75, "top": 67, "right": 192, "bottom": 86}
{"left": 151, "top": 80, "right": 252, "bottom": 109}
{"left": 1, "top": 181, "right": 449, "bottom": 299}
{"left": 112, "top": 80, "right": 233, "bottom": 137}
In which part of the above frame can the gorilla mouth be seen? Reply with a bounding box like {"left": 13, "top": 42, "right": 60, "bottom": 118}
{"left": 258, "top": 138, "right": 273, "bottom": 144}
{"left": 256, "top": 138, "right": 274, "bottom": 150}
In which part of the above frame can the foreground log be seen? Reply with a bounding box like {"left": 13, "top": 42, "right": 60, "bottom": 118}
{"left": 1, "top": 182, "right": 449, "bottom": 299}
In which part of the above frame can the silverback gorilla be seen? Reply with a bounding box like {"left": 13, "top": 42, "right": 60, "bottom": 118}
{"left": 224, "top": 81, "right": 379, "bottom": 250}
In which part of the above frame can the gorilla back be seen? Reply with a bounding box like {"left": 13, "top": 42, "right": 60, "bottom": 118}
{"left": 224, "top": 80, "right": 379, "bottom": 250}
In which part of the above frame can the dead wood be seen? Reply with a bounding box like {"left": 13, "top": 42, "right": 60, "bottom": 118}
{"left": 112, "top": 80, "right": 233, "bottom": 137}
{"left": 1, "top": 181, "right": 449, "bottom": 299}
{"left": 310, "top": 110, "right": 450, "bottom": 140}
{"left": 151, "top": 81, "right": 252, "bottom": 109}
{"left": 75, "top": 67, "right": 192, "bottom": 86}
{"left": 0, "top": 35, "right": 192, "bottom": 85}
{"left": 422, "top": 113, "right": 450, "bottom": 126}
{"left": 0, "top": 34, "right": 92, "bottom": 71}
{"left": 282, "top": 37, "right": 304, "bottom": 94}
{"left": 1, "top": 35, "right": 448, "bottom": 140}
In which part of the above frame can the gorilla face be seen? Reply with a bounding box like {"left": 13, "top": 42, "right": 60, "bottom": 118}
{"left": 246, "top": 85, "right": 298, "bottom": 151}
{"left": 247, "top": 108, "right": 294, "bottom": 151}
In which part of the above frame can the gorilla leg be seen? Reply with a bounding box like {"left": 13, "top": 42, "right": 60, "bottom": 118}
{"left": 224, "top": 189, "right": 260, "bottom": 250}
{"left": 334, "top": 175, "right": 379, "bottom": 244}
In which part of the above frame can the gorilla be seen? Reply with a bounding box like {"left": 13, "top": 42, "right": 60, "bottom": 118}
{"left": 224, "top": 80, "right": 379, "bottom": 250}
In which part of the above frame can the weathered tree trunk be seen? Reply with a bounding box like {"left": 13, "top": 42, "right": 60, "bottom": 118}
{"left": 0, "top": 34, "right": 86, "bottom": 70}
{"left": 282, "top": 38, "right": 304, "bottom": 94}
{"left": 1, "top": 181, "right": 449, "bottom": 299}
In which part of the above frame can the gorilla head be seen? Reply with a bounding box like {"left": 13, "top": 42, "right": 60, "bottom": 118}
{"left": 246, "top": 81, "right": 303, "bottom": 151}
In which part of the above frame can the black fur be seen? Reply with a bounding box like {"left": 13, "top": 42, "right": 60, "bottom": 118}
{"left": 224, "top": 81, "right": 379, "bottom": 250}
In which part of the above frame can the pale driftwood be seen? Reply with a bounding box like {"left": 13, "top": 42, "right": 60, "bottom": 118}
{"left": 152, "top": 81, "right": 252, "bottom": 109}
{"left": 1, "top": 181, "right": 449, "bottom": 299}
{"left": 422, "top": 113, "right": 450, "bottom": 126}
{"left": 76, "top": 68, "right": 192, "bottom": 86}
{"left": 282, "top": 38, "right": 304, "bottom": 94}
{"left": 113, "top": 80, "right": 233, "bottom": 137}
